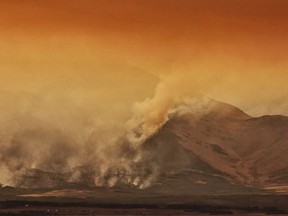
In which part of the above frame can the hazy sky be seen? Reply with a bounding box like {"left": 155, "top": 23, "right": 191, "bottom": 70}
{"left": 0, "top": 0, "right": 288, "bottom": 116}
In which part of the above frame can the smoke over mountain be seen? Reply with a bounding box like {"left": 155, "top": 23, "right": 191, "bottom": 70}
{"left": 1, "top": 72, "right": 288, "bottom": 192}
{"left": 0, "top": 73, "right": 222, "bottom": 189}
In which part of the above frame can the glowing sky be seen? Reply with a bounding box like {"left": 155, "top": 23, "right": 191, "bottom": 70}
{"left": 0, "top": 0, "right": 288, "bottom": 116}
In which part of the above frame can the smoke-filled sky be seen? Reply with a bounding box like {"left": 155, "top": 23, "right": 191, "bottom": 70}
{"left": 1, "top": 0, "right": 288, "bottom": 188}
{"left": 1, "top": 0, "right": 288, "bottom": 116}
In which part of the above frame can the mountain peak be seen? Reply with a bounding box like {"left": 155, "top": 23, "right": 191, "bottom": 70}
{"left": 204, "top": 100, "right": 251, "bottom": 120}
{"left": 145, "top": 99, "right": 288, "bottom": 193}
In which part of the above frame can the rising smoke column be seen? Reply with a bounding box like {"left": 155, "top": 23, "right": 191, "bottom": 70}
{"left": 125, "top": 72, "right": 213, "bottom": 146}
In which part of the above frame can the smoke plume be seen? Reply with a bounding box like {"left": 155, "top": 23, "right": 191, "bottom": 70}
{"left": 0, "top": 81, "right": 202, "bottom": 189}
{"left": 1, "top": 68, "right": 288, "bottom": 189}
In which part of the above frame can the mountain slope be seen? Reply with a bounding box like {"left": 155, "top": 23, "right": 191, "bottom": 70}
{"left": 141, "top": 99, "right": 288, "bottom": 192}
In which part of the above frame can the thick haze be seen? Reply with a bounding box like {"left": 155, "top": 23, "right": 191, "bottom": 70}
{"left": 0, "top": 0, "right": 288, "bottom": 187}
{"left": 0, "top": 0, "right": 288, "bottom": 116}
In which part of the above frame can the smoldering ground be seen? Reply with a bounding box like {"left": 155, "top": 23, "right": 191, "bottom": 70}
{"left": 0, "top": 89, "right": 151, "bottom": 188}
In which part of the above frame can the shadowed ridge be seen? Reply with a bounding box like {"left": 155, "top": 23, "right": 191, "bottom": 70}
{"left": 148, "top": 99, "right": 288, "bottom": 192}
{"left": 204, "top": 99, "right": 251, "bottom": 120}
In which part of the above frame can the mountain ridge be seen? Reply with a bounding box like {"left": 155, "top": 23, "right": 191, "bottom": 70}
{"left": 142, "top": 99, "right": 288, "bottom": 193}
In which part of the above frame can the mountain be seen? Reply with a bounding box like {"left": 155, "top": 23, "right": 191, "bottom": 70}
{"left": 2, "top": 99, "right": 287, "bottom": 196}
{"left": 139, "top": 99, "right": 288, "bottom": 194}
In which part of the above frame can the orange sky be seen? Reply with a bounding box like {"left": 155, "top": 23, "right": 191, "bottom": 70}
{"left": 0, "top": 0, "right": 288, "bottom": 115}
